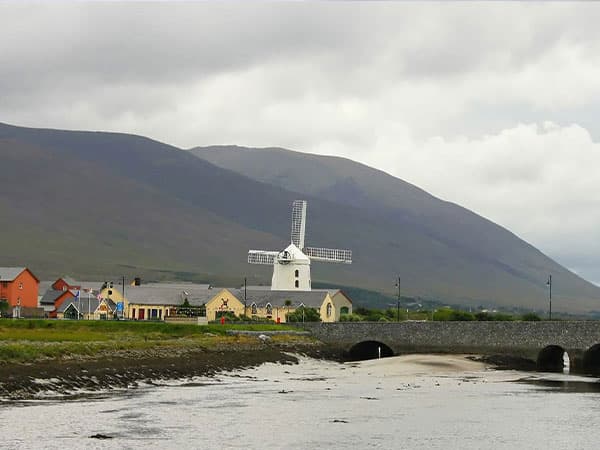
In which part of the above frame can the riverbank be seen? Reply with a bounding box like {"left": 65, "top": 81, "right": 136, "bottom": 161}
{"left": 0, "top": 320, "right": 337, "bottom": 400}
{"left": 0, "top": 320, "right": 542, "bottom": 400}
{"left": 0, "top": 336, "right": 341, "bottom": 400}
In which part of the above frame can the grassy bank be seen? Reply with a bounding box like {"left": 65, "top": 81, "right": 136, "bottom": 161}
{"left": 0, "top": 319, "right": 305, "bottom": 364}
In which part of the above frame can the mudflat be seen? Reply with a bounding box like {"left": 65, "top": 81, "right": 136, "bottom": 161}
{"left": 0, "top": 340, "right": 336, "bottom": 400}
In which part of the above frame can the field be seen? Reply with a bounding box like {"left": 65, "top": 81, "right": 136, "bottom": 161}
{"left": 0, "top": 319, "right": 302, "bottom": 363}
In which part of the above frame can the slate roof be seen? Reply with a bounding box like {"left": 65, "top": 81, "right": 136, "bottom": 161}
{"left": 38, "top": 281, "right": 54, "bottom": 296}
{"left": 40, "top": 289, "right": 71, "bottom": 305}
{"left": 60, "top": 276, "right": 79, "bottom": 287}
{"left": 229, "top": 289, "right": 334, "bottom": 308}
{"left": 125, "top": 283, "right": 215, "bottom": 307}
{"left": 142, "top": 282, "right": 211, "bottom": 290}
{"left": 0, "top": 267, "right": 26, "bottom": 281}
{"left": 58, "top": 297, "right": 116, "bottom": 314}
{"left": 78, "top": 281, "right": 105, "bottom": 291}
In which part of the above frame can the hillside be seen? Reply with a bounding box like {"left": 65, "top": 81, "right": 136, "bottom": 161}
{"left": 191, "top": 145, "right": 600, "bottom": 313}
{"left": 0, "top": 122, "right": 599, "bottom": 313}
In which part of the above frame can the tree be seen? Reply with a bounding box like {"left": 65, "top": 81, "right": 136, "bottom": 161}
{"left": 284, "top": 299, "right": 292, "bottom": 318}
{"left": 286, "top": 307, "right": 321, "bottom": 322}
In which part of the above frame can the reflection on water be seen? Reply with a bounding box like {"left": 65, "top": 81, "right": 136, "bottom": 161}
{"left": 515, "top": 376, "right": 600, "bottom": 393}
{"left": 563, "top": 351, "right": 570, "bottom": 373}
{"left": 2, "top": 355, "right": 600, "bottom": 449}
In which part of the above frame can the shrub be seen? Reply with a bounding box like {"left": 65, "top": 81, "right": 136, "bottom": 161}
{"left": 521, "top": 312, "right": 542, "bottom": 321}
{"left": 449, "top": 310, "right": 476, "bottom": 321}
{"left": 286, "top": 307, "right": 321, "bottom": 322}
{"left": 475, "top": 312, "right": 515, "bottom": 321}
{"left": 340, "top": 313, "right": 363, "bottom": 322}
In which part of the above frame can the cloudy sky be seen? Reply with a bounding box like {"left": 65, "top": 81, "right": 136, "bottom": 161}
{"left": 2, "top": 2, "right": 600, "bottom": 283}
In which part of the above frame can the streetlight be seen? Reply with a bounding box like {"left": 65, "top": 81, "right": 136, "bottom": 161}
{"left": 395, "top": 277, "right": 401, "bottom": 322}
{"left": 546, "top": 275, "right": 552, "bottom": 320}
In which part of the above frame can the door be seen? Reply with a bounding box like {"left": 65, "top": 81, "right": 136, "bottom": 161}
{"left": 139, "top": 308, "right": 145, "bottom": 320}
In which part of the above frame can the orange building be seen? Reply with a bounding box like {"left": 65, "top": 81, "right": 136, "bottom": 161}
{"left": 0, "top": 267, "right": 40, "bottom": 308}
{"left": 52, "top": 276, "right": 81, "bottom": 292}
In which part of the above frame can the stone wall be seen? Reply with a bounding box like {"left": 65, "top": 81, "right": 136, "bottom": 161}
{"left": 302, "top": 321, "right": 600, "bottom": 357}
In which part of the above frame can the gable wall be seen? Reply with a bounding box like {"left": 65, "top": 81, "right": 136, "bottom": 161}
{"left": 0, "top": 269, "right": 39, "bottom": 308}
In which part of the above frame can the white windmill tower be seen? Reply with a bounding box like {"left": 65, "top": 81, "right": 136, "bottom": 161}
{"left": 248, "top": 200, "right": 352, "bottom": 291}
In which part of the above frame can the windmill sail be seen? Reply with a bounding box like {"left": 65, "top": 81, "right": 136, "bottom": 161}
{"left": 248, "top": 250, "right": 279, "bottom": 265}
{"left": 304, "top": 247, "right": 352, "bottom": 264}
{"left": 290, "top": 200, "right": 307, "bottom": 249}
{"left": 247, "top": 199, "right": 352, "bottom": 291}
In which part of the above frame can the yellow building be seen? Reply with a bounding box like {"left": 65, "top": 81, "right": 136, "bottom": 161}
{"left": 205, "top": 289, "right": 246, "bottom": 321}
{"left": 205, "top": 287, "right": 353, "bottom": 323}
{"left": 64, "top": 280, "right": 353, "bottom": 323}
{"left": 123, "top": 283, "right": 213, "bottom": 320}
{"left": 98, "top": 282, "right": 126, "bottom": 303}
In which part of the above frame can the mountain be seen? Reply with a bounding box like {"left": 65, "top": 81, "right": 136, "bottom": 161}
{"left": 0, "top": 122, "right": 598, "bottom": 313}
{"left": 190, "top": 145, "right": 600, "bottom": 313}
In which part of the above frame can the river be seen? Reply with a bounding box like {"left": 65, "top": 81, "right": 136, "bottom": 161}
{"left": 2, "top": 354, "right": 600, "bottom": 449}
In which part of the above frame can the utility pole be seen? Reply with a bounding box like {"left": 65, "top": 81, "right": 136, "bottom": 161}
{"left": 547, "top": 275, "right": 552, "bottom": 320}
{"left": 396, "top": 277, "right": 401, "bottom": 322}
{"left": 244, "top": 277, "right": 247, "bottom": 318}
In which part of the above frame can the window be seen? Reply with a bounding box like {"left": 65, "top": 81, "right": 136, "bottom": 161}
{"left": 18, "top": 282, "right": 23, "bottom": 290}
{"left": 251, "top": 303, "right": 257, "bottom": 315}
{"left": 266, "top": 303, "right": 273, "bottom": 316}
{"left": 294, "top": 269, "right": 299, "bottom": 278}
{"left": 295, "top": 280, "right": 299, "bottom": 288}
{"left": 326, "top": 303, "right": 332, "bottom": 317}
{"left": 340, "top": 307, "right": 349, "bottom": 315}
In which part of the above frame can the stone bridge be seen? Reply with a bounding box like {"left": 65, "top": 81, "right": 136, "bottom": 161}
{"left": 302, "top": 321, "right": 600, "bottom": 373}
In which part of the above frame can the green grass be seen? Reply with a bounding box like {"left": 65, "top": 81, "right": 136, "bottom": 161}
{"left": 0, "top": 319, "right": 295, "bottom": 336}
{"left": 0, "top": 319, "right": 300, "bottom": 363}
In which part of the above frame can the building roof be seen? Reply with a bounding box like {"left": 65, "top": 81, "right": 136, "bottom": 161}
{"left": 0, "top": 267, "right": 27, "bottom": 282}
{"left": 142, "top": 282, "right": 211, "bottom": 290}
{"left": 243, "top": 285, "right": 339, "bottom": 294}
{"left": 125, "top": 283, "right": 214, "bottom": 307}
{"left": 58, "top": 297, "right": 116, "bottom": 314}
{"left": 38, "top": 281, "right": 54, "bottom": 296}
{"left": 40, "top": 289, "right": 72, "bottom": 305}
{"left": 229, "top": 289, "right": 333, "bottom": 308}
{"left": 58, "top": 276, "right": 79, "bottom": 287}
{"left": 77, "top": 281, "right": 105, "bottom": 291}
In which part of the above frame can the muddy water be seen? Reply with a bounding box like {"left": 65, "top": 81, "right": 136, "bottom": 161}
{"left": 2, "top": 355, "right": 600, "bottom": 449}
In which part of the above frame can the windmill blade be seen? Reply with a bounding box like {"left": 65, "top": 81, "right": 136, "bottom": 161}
{"left": 305, "top": 247, "right": 352, "bottom": 264}
{"left": 248, "top": 250, "right": 279, "bottom": 265}
{"left": 290, "top": 200, "right": 307, "bottom": 249}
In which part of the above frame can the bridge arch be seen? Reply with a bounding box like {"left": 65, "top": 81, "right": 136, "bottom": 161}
{"left": 537, "top": 345, "right": 570, "bottom": 372}
{"left": 348, "top": 340, "right": 394, "bottom": 361}
{"left": 582, "top": 344, "right": 600, "bottom": 374}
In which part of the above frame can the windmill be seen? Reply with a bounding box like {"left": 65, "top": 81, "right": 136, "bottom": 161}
{"left": 248, "top": 200, "right": 352, "bottom": 291}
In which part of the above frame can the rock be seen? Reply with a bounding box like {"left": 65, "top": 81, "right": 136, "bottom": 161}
{"left": 90, "top": 434, "right": 113, "bottom": 439}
